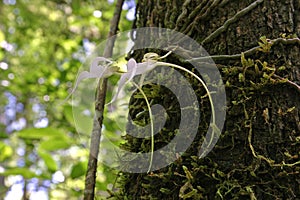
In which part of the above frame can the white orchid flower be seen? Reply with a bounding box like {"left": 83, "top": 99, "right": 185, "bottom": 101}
{"left": 68, "top": 52, "right": 216, "bottom": 173}
{"left": 107, "top": 52, "right": 216, "bottom": 173}
{"left": 65, "top": 57, "right": 119, "bottom": 101}
{"left": 107, "top": 56, "right": 158, "bottom": 105}
{"left": 74, "top": 57, "right": 117, "bottom": 91}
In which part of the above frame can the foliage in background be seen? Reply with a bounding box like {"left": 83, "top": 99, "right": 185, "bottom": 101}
{"left": 0, "top": 0, "right": 133, "bottom": 199}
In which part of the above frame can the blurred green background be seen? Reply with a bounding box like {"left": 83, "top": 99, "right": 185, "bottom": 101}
{"left": 0, "top": 0, "right": 133, "bottom": 199}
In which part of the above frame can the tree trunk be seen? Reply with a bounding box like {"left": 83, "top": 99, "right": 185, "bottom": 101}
{"left": 113, "top": 0, "right": 300, "bottom": 199}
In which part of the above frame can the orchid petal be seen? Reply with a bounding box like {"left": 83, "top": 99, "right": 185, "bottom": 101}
{"left": 127, "top": 58, "right": 137, "bottom": 80}
{"left": 135, "top": 61, "right": 157, "bottom": 75}
{"left": 90, "top": 57, "right": 113, "bottom": 75}
{"left": 65, "top": 57, "right": 115, "bottom": 101}
{"left": 107, "top": 58, "right": 137, "bottom": 105}
{"left": 73, "top": 71, "right": 96, "bottom": 91}
{"left": 72, "top": 65, "right": 106, "bottom": 93}
{"left": 107, "top": 59, "right": 159, "bottom": 105}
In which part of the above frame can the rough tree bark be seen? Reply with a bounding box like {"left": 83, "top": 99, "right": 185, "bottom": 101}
{"left": 113, "top": 0, "right": 300, "bottom": 199}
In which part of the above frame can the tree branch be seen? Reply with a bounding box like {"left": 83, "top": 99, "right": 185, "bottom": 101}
{"left": 83, "top": 0, "right": 124, "bottom": 199}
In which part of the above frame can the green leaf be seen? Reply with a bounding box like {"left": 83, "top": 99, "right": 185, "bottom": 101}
{"left": 241, "top": 52, "right": 247, "bottom": 67}
{"left": 0, "top": 51, "right": 3, "bottom": 60}
{"left": 258, "top": 36, "right": 272, "bottom": 52}
{"left": 71, "top": 0, "right": 81, "bottom": 14}
{"left": 0, "top": 168, "right": 37, "bottom": 179}
{"left": 0, "top": 142, "right": 13, "bottom": 162}
{"left": 183, "top": 166, "right": 193, "bottom": 181}
{"left": 17, "top": 127, "right": 65, "bottom": 140}
{"left": 63, "top": 105, "right": 75, "bottom": 126}
{"left": 260, "top": 35, "right": 267, "bottom": 43}
{"left": 160, "top": 188, "right": 171, "bottom": 194}
{"left": 61, "top": 39, "right": 77, "bottom": 52}
{"left": 0, "top": 132, "right": 8, "bottom": 139}
{"left": 216, "top": 169, "right": 225, "bottom": 177}
{"left": 38, "top": 149, "right": 58, "bottom": 172}
{"left": 72, "top": 105, "right": 93, "bottom": 134}
{"left": 238, "top": 73, "right": 245, "bottom": 82}
{"left": 70, "top": 162, "right": 87, "bottom": 179}
{"left": 39, "top": 137, "right": 71, "bottom": 151}
{"left": 0, "top": 30, "right": 4, "bottom": 42}
{"left": 258, "top": 42, "right": 264, "bottom": 48}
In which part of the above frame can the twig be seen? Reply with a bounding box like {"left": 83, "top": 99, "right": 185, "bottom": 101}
{"left": 201, "top": 0, "right": 264, "bottom": 45}
{"left": 83, "top": 0, "right": 124, "bottom": 199}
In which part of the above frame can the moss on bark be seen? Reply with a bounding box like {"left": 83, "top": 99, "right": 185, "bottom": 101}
{"left": 111, "top": 0, "right": 300, "bottom": 199}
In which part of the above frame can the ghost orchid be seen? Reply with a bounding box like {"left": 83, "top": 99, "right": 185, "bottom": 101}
{"left": 107, "top": 52, "right": 216, "bottom": 173}
{"left": 65, "top": 57, "right": 119, "bottom": 101}
{"left": 67, "top": 51, "right": 216, "bottom": 173}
